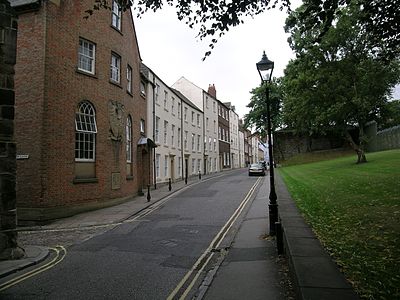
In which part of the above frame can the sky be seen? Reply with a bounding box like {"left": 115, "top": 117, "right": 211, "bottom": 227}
{"left": 133, "top": 2, "right": 301, "bottom": 119}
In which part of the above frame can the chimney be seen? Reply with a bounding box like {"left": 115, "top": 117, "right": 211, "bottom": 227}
{"left": 208, "top": 84, "right": 216, "bottom": 98}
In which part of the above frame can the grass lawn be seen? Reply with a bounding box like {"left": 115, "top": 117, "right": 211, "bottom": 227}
{"left": 278, "top": 149, "right": 400, "bottom": 299}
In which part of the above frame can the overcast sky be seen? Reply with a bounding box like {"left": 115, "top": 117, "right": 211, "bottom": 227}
{"left": 133, "top": 2, "right": 399, "bottom": 119}
{"left": 133, "top": 2, "right": 301, "bottom": 119}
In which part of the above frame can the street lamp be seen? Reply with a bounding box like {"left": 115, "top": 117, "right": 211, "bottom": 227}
{"left": 256, "top": 51, "right": 278, "bottom": 236}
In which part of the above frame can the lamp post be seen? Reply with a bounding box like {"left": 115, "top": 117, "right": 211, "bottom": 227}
{"left": 256, "top": 51, "right": 278, "bottom": 236}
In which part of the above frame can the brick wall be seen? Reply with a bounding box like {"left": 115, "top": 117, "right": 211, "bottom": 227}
{"left": 15, "top": 0, "right": 147, "bottom": 221}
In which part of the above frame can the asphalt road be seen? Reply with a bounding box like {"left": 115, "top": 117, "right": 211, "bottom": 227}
{"left": 1, "top": 169, "right": 261, "bottom": 299}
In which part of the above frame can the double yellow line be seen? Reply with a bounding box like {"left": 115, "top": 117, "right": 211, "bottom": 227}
{"left": 167, "top": 177, "right": 262, "bottom": 299}
{"left": 0, "top": 245, "right": 67, "bottom": 291}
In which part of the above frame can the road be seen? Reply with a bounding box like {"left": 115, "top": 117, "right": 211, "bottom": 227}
{"left": 1, "top": 170, "right": 263, "bottom": 299}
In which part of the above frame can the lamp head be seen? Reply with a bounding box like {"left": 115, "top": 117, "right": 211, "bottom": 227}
{"left": 256, "top": 51, "right": 274, "bottom": 83}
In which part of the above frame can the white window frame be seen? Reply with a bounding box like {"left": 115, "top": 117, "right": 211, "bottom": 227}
{"left": 111, "top": 0, "right": 122, "bottom": 30}
{"left": 140, "top": 119, "right": 145, "bottom": 134}
{"left": 127, "top": 65, "right": 132, "bottom": 93}
{"left": 171, "top": 124, "right": 175, "bottom": 147}
{"left": 156, "top": 154, "right": 160, "bottom": 178}
{"left": 110, "top": 53, "right": 121, "bottom": 83}
{"left": 164, "top": 91, "right": 168, "bottom": 110}
{"left": 164, "top": 120, "right": 168, "bottom": 145}
{"left": 78, "top": 38, "right": 95, "bottom": 74}
{"left": 164, "top": 155, "right": 168, "bottom": 177}
{"left": 126, "top": 116, "right": 132, "bottom": 163}
{"left": 75, "top": 101, "right": 97, "bottom": 162}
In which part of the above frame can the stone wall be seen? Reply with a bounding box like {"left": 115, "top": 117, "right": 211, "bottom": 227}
{"left": 274, "top": 130, "right": 346, "bottom": 162}
{"left": 365, "top": 121, "right": 400, "bottom": 152}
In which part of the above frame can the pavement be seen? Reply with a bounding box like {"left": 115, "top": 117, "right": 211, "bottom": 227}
{"left": 0, "top": 169, "right": 359, "bottom": 299}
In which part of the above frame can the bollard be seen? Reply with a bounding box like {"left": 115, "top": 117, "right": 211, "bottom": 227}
{"left": 147, "top": 184, "right": 151, "bottom": 202}
{"left": 185, "top": 173, "right": 187, "bottom": 185}
{"left": 168, "top": 178, "right": 172, "bottom": 191}
{"left": 275, "top": 221, "right": 284, "bottom": 254}
{"left": 198, "top": 170, "right": 201, "bottom": 180}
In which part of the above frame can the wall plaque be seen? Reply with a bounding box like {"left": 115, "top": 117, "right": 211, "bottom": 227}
{"left": 111, "top": 172, "right": 121, "bottom": 190}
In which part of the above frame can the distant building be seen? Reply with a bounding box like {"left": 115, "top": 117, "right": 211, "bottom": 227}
{"left": 12, "top": 0, "right": 151, "bottom": 222}
{"left": 172, "top": 77, "right": 219, "bottom": 174}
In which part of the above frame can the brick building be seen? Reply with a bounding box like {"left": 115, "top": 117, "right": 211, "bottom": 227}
{"left": 12, "top": 0, "right": 151, "bottom": 222}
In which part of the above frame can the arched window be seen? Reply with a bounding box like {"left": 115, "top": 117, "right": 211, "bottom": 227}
{"left": 75, "top": 101, "right": 97, "bottom": 161}
{"left": 126, "top": 116, "right": 132, "bottom": 163}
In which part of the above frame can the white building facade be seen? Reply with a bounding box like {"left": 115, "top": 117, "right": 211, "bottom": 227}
{"left": 172, "top": 77, "right": 219, "bottom": 174}
{"left": 142, "top": 65, "right": 204, "bottom": 184}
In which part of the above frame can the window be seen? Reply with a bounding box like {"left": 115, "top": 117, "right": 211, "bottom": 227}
{"left": 164, "top": 121, "right": 168, "bottom": 144}
{"left": 78, "top": 38, "right": 95, "bottom": 74}
{"left": 192, "top": 158, "right": 196, "bottom": 174}
{"left": 206, "top": 117, "right": 209, "bottom": 131}
{"left": 164, "top": 91, "right": 168, "bottom": 110}
{"left": 171, "top": 125, "right": 175, "bottom": 147}
{"left": 209, "top": 137, "right": 212, "bottom": 150}
{"left": 214, "top": 138, "right": 217, "bottom": 151}
{"left": 219, "top": 127, "right": 221, "bottom": 140}
{"left": 155, "top": 84, "right": 160, "bottom": 104}
{"left": 140, "top": 119, "right": 145, "bottom": 135}
{"left": 156, "top": 154, "right": 160, "bottom": 178}
{"left": 110, "top": 53, "right": 121, "bottom": 83}
{"left": 191, "top": 111, "right": 195, "bottom": 124}
{"left": 184, "top": 131, "right": 188, "bottom": 150}
{"left": 213, "top": 101, "right": 216, "bottom": 113}
{"left": 197, "top": 135, "right": 200, "bottom": 151}
{"left": 178, "top": 127, "right": 181, "bottom": 148}
{"left": 178, "top": 157, "right": 182, "bottom": 177}
{"left": 155, "top": 117, "right": 160, "bottom": 143}
{"left": 206, "top": 96, "right": 209, "bottom": 108}
{"left": 171, "top": 97, "right": 175, "bottom": 115}
{"left": 178, "top": 102, "right": 181, "bottom": 119}
{"left": 197, "top": 114, "right": 200, "bottom": 126}
{"left": 126, "top": 116, "right": 132, "bottom": 163}
{"left": 198, "top": 159, "right": 201, "bottom": 172}
{"left": 75, "top": 101, "right": 97, "bottom": 161}
{"left": 111, "top": 0, "right": 121, "bottom": 30}
{"left": 214, "top": 120, "right": 216, "bottom": 133}
{"left": 140, "top": 81, "right": 146, "bottom": 96}
{"left": 164, "top": 155, "right": 168, "bottom": 177}
{"left": 127, "top": 65, "right": 132, "bottom": 93}
{"left": 184, "top": 107, "right": 188, "bottom": 121}
{"left": 191, "top": 133, "right": 195, "bottom": 151}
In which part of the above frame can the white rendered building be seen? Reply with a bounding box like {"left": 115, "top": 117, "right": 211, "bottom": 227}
{"left": 172, "top": 77, "right": 219, "bottom": 174}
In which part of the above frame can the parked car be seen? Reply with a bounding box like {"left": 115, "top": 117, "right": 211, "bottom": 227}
{"left": 248, "top": 163, "right": 265, "bottom": 176}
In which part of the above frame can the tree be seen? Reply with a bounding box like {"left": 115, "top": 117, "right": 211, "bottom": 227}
{"left": 294, "top": 0, "right": 400, "bottom": 60}
{"left": 243, "top": 78, "right": 283, "bottom": 139}
{"left": 283, "top": 3, "right": 400, "bottom": 163}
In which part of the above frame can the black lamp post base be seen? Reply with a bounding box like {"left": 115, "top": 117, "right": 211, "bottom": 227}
{"left": 269, "top": 203, "right": 278, "bottom": 236}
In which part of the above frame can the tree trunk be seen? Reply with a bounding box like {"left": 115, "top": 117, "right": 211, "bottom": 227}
{"left": 0, "top": 0, "right": 24, "bottom": 260}
{"left": 344, "top": 130, "right": 367, "bottom": 164}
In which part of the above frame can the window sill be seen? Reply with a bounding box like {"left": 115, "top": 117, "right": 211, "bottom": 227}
{"left": 110, "top": 80, "right": 123, "bottom": 88}
{"left": 73, "top": 177, "right": 98, "bottom": 184}
{"left": 76, "top": 69, "right": 98, "bottom": 79}
{"left": 110, "top": 25, "right": 123, "bottom": 36}
{"left": 127, "top": 90, "right": 133, "bottom": 97}
{"left": 126, "top": 176, "right": 134, "bottom": 181}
